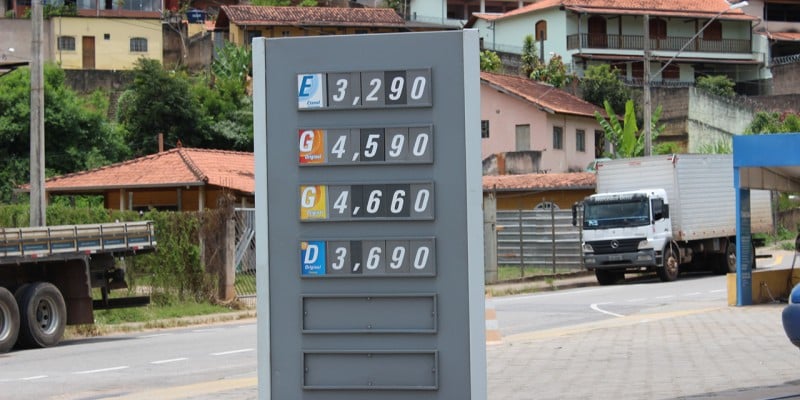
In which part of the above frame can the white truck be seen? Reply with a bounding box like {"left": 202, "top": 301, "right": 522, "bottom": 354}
{"left": 0, "top": 221, "right": 156, "bottom": 352}
{"left": 573, "top": 154, "right": 773, "bottom": 285}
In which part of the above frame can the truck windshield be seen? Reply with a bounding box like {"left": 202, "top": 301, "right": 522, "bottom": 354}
{"left": 583, "top": 197, "right": 650, "bottom": 229}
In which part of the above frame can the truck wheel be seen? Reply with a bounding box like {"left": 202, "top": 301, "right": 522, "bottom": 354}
{"left": 0, "top": 287, "right": 20, "bottom": 353}
{"left": 595, "top": 270, "right": 622, "bottom": 285}
{"left": 657, "top": 245, "right": 679, "bottom": 282}
{"left": 717, "top": 240, "right": 756, "bottom": 274}
{"left": 16, "top": 282, "right": 66, "bottom": 349}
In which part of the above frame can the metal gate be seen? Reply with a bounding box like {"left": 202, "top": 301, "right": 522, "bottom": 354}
{"left": 234, "top": 208, "right": 256, "bottom": 300}
{"left": 495, "top": 208, "right": 583, "bottom": 272}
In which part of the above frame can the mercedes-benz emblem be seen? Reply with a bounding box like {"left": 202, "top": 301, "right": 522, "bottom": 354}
{"left": 610, "top": 240, "right": 619, "bottom": 249}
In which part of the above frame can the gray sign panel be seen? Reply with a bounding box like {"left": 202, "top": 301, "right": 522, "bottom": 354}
{"left": 254, "top": 30, "right": 485, "bottom": 399}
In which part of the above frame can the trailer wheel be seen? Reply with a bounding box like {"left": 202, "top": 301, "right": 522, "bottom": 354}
{"left": 17, "top": 282, "right": 66, "bottom": 349}
{"left": 657, "top": 245, "right": 679, "bottom": 282}
{"left": 595, "top": 270, "right": 623, "bottom": 285}
{"left": 0, "top": 287, "right": 20, "bottom": 353}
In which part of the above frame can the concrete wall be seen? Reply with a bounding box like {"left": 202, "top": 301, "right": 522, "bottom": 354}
{"left": 64, "top": 69, "right": 132, "bottom": 93}
{"left": 0, "top": 19, "right": 53, "bottom": 63}
{"left": 769, "top": 62, "right": 800, "bottom": 96}
{"left": 163, "top": 25, "right": 213, "bottom": 72}
{"left": 687, "top": 87, "right": 756, "bottom": 153}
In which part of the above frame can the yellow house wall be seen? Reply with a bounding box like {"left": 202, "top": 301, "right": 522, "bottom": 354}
{"left": 52, "top": 17, "right": 163, "bottom": 70}
{"left": 495, "top": 189, "right": 593, "bottom": 211}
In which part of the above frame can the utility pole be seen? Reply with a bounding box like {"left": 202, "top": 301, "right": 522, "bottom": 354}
{"left": 643, "top": 14, "right": 652, "bottom": 156}
{"left": 30, "top": 0, "right": 46, "bottom": 226}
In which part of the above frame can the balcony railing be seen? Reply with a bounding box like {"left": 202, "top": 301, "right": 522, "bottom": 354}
{"left": 567, "top": 33, "right": 751, "bottom": 54}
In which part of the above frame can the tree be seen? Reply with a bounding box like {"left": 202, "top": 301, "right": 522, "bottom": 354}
{"left": 580, "top": 64, "right": 629, "bottom": 113}
{"left": 696, "top": 75, "right": 735, "bottom": 98}
{"left": 480, "top": 50, "right": 502, "bottom": 72}
{"left": 594, "top": 100, "right": 663, "bottom": 158}
{"left": 520, "top": 35, "right": 538, "bottom": 78}
{"left": 528, "top": 54, "right": 575, "bottom": 89}
{"left": 117, "top": 58, "right": 204, "bottom": 156}
{"left": 0, "top": 64, "right": 128, "bottom": 203}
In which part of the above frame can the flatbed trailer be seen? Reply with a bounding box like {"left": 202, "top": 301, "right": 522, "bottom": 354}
{"left": 0, "top": 221, "right": 156, "bottom": 352}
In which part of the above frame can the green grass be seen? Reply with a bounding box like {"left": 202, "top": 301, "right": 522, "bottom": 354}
{"left": 92, "top": 301, "right": 232, "bottom": 325}
{"left": 497, "top": 265, "right": 564, "bottom": 281}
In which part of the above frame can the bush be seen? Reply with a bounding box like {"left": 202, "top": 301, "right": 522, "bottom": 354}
{"left": 697, "top": 75, "right": 735, "bottom": 98}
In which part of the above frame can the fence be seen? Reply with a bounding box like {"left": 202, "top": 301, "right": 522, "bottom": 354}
{"left": 234, "top": 208, "right": 256, "bottom": 301}
{"left": 495, "top": 208, "right": 584, "bottom": 278}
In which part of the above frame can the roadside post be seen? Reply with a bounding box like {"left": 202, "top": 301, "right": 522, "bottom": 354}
{"left": 253, "top": 30, "right": 486, "bottom": 399}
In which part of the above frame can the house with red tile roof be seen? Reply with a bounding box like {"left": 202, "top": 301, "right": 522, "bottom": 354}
{"left": 742, "top": 1, "right": 800, "bottom": 60}
{"left": 480, "top": 71, "right": 605, "bottom": 174}
{"left": 215, "top": 5, "right": 410, "bottom": 47}
{"left": 25, "top": 148, "right": 254, "bottom": 212}
{"left": 484, "top": 171, "right": 596, "bottom": 210}
{"left": 466, "top": 0, "right": 766, "bottom": 92}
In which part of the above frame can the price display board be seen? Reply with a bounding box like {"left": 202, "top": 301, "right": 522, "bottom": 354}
{"left": 254, "top": 30, "right": 485, "bottom": 400}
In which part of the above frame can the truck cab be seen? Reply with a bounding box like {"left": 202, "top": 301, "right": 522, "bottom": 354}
{"left": 574, "top": 189, "right": 673, "bottom": 285}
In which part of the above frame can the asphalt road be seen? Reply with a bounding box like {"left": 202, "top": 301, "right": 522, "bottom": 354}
{"left": 0, "top": 321, "right": 257, "bottom": 399}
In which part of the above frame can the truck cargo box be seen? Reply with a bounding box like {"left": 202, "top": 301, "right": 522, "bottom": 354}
{"left": 596, "top": 154, "right": 773, "bottom": 241}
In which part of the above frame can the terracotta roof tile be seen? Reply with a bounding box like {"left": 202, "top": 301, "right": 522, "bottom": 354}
{"left": 483, "top": 172, "right": 596, "bottom": 191}
{"left": 481, "top": 71, "right": 603, "bottom": 118}
{"left": 41, "top": 148, "right": 254, "bottom": 194}
{"left": 218, "top": 5, "right": 406, "bottom": 28}
{"left": 764, "top": 31, "right": 800, "bottom": 42}
{"left": 500, "top": 0, "right": 753, "bottom": 21}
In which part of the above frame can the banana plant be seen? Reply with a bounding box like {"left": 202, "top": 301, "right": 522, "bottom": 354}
{"left": 594, "top": 99, "right": 663, "bottom": 158}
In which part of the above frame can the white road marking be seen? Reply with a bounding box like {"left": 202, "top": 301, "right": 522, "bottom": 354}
{"left": 21, "top": 375, "right": 47, "bottom": 381}
{"left": 626, "top": 298, "right": 646, "bottom": 302}
{"left": 710, "top": 289, "right": 726, "bottom": 294}
{"left": 151, "top": 358, "right": 188, "bottom": 365}
{"left": 211, "top": 348, "right": 254, "bottom": 356}
{"left": 590, "top": 303, "right": 625, "bottom": 318}
{"left": 655, "top": 295, "right": 675, "bottom": 299}
{"left": 139, "top": 333, "right": 170, "bottom": 339}
{"left": 192, "top": 328, "right": 223, "bottom": 333}
{"left": 74, "top": 366, "right": 129, "bottom": 375}
{"left": 684, "top": 292, "right": 702, "bottom": 296}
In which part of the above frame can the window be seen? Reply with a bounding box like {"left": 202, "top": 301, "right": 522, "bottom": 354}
{"left": 576, "top": 129, "right": 586, "bottom": 152}
{"left": 58, "top": 36, "right": 76, "bottom": 51}
{"left": 595, "top": 129, "right": 606, "bottom": 158}
{"left": 515, "top": 124, "right": 530, "bottom": 151}
{"left": 553, "top": 126, "right": 563, "bottom": 150}
{"left": 649, "top": 18, "right": 667, "bottom": 39}
{"left": 535, "top": 20, "right": 547, "bottom": 41}
{"left": 103, "top": 33, "right": 110, "bottom": 40}
{"left": 766, "top": 2, "right": 800, "bottom": 22}
{"left": 247, "top": 31, "right": 262, "bottom": 44}
{"left": 129, "top": 37, "right": 148, "bottom": 52}
{"left": 662, "top": 63, "right": 680, "bottom": 80}
{"left": 631, "top": 61, "right": 644, "bottom": 80}
{"left": 481, "top": 120, "right": 490, "bottom": 138}
{"left": 703, "top": 21, "right": 722, "bottom": 41}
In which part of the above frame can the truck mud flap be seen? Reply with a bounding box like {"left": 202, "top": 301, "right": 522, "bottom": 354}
{"left": 93, "top": 296, "right": 150, "bottom": 310}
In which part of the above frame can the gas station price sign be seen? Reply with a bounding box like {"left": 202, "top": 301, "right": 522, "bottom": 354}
{"left": 300, "top": 238, "right": 436, "bottom": 277}
{"left": 255, "top": 31, "right": 485, "bottom": 400}
{"left": 298, "top": 69, "right": 432, "bottom": 109}
{"left": 298, "top": 126, "right": 433, "bottom": 165}
{"left": 299, "top": 183, "right": 434, "bottom": 221}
